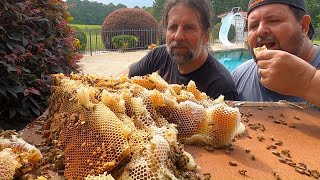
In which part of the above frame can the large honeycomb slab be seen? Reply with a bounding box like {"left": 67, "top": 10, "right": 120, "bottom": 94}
{"left": 45, "top": 72, "right": 243, "bottom": 179}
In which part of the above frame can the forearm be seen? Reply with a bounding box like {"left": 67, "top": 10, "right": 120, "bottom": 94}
{"left": 116, "top": 68, "right": 129, "bottom": 78}
{"left": 302, "top": 70, "right": 320, "bottom": 108}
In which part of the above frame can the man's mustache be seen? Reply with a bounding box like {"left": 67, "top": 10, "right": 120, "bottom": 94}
{"left": 169, "top": 41, "right": 189, "bottom": 48}
{"left": 256, "top": 36, "right": 275, "bottom": 46}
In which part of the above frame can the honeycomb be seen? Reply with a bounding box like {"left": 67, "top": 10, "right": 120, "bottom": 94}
{"left": 85, "top": 172, "right": 115, "bottom": 180}
{"left": 0, "top": 132, "right": 43, "bottom": 179}
{"left": 46, "top": 72, "right": 244, "bottom": 179}
{"left": 186, "top": 80, "right": 206, "bottom": 101}
{"left": 253, "top": 45, "right": 267, "bottom": 56}
{"left": 0, "top": 150, "right": 19, "bottom": 180}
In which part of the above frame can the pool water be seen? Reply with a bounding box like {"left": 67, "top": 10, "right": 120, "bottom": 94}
{"left": 213, "top": 49, "right": 252, "bottom": 73}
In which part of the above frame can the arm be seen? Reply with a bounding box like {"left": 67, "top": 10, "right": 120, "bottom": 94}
{"left": 256, "top": 49, "right": 320, "bottom": 107}
{"left": 302, "top": 70, "right": 320, "bottom": 107}
{"left": 126, "top": 46, "right": 166, "bottom": 78}
{"left": 206, "top": 79, "right": 239, "bottom": 101}
{"left": 116, "top": 62, "right": 137, "bottom": 78}
{"left": 116, "top": 68, "right": 130, "bottom": 78}
{"left": 116, "top": 51, "right": 156, "bottom": 78}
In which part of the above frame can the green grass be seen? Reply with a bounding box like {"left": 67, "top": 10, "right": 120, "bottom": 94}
{"left": 70, "top": 24, "right": 101, "bottom": 29}
{"left": 313, "top": 39, "right": 320, "bottom": 45}
{"left": 70, "top": 24, "right": 104, "bottom": 52}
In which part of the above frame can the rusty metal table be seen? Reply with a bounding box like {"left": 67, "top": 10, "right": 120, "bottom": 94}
{"left": 20, "top": 102, "right": 320, "bottom": 179}
{"left": 185, "top": 102, "right": 320, "bottom": 180}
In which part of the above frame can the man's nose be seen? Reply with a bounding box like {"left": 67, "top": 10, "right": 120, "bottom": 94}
{"left": 256, "top": 23, "right": 270, "bottom": 37}
{"left": 174, "top": 26, "right": 185, "bottom": 41}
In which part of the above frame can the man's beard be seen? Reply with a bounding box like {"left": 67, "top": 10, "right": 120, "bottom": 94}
{"left": 167, "top": 41, "right": 201, "bottom": 65}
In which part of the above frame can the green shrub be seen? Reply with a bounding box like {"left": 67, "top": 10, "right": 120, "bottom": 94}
{"left": 314, "top": 28, "right": 320, "bottom": 40}
{"left": 228, "top": 24, "right": 236, "bottom": 42}
{"left": 212, "top": 23, "right": 222, "bottom": 40}
{"left": 101, "top": 8, "right": 158, "bottom": 50}
{"left": 75, "top": 27, "right": 87, "bottom": 52}
{"left": 0, "top": 0, "right": 81, "bottom": 130}
{"left": 112, "top": 35, "right": 138, "bottom": 51}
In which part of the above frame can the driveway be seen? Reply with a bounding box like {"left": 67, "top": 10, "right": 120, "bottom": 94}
{"left": 77, "top": 50, "right": 149, "bottom": 77}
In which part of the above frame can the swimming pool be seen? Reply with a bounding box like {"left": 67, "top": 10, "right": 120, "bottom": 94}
{"left": 213, "top": 48, "right": 252, "bottom": 73}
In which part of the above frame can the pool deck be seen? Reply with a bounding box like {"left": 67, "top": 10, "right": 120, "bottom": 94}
{"left": 77, "top": 43, "right": 246, "bottom": 77}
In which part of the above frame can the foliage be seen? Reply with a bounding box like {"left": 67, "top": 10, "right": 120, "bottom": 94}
{"left": 152, "top": 0, "right": 166, "bottom": 22}
{"left": 74, "top": 27, "right": 87, "bottom": 52}
{"left": 212, "top": 23, "right": 222, "bottom": 40}
{"left": 112, "top": 35, "right": 138, "bottom": 51}
{"left": 211, "top": 23, "right": 236, "bottom": 42}
{"left": 306, "top": 0, "right": 320, "bottom": 29}
{"left": 101, "top": 8, "right": 158, "bottom": 50}
{"left": 144, "top": 6, "right": 155, "bottom": 18}
{"left": 314, "top": 30, "right": 320, "bottom": 41}
{"left": 66, "top": 0, "right": 126, "bottom": 25}
{"left": 102, "top": 8, "right": 158, "bottom": 29}
{"left": 63, "top": 0, "right": 320, "bottom": 34}
{"left": 0, "top": 0, "right": 81, "bottom": 130}
{"left": 228, "top": 24, "right": 236, "bottom": 42}
{"left": 314, "top": 40, "right": 320, "bottom": 45}
{"left": 70, "top": 25, "right": 105, "bottom": 52}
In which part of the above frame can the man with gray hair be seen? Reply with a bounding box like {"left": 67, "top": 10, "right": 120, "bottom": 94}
{"left": 232, "top": 0, "right": 320, "bottom": 107}
{"left": 127, "top": 0, "right": 238, "bottom": 100}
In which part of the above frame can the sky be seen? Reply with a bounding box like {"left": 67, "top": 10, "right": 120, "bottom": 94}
{"left": 89, "top": 0, "right": 154, "bottom": 8}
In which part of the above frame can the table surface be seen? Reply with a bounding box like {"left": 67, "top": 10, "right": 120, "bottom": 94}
{"left": 20, "top": 102, "right": 320, "bottom": 180}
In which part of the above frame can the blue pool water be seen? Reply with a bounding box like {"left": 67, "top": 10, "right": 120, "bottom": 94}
{"left": 213, "top": 48, "right": 252, "bottom": 73}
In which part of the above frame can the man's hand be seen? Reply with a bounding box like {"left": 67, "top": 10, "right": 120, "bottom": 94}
{"left": 255, "top": 49, "right": 317, "bottom": 98}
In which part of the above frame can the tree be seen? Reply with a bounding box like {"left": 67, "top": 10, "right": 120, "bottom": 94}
{"left": 152, "top": 0, "right": 166, "bottom": 22}
{"left": 306, "top": 0, "right": 320, "bottom": 29}
{"left": 143, "top": 6, "right": 154, "bottom": 17}
{"left": 66, "top": 0, "right": 126, "bottom": 25}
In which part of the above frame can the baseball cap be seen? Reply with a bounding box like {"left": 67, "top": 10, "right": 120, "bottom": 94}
{"left": 247, "top": 0, "right": 315, "bottom": 39}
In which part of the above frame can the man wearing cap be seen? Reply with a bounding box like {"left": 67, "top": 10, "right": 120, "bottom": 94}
{"left": 232, "top": 0, "right": 320, "bottom": 107}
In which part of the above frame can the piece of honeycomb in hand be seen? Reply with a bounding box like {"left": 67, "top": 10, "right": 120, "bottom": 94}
{"left": 253, "top": 45, "right": 267, "bottom": 56}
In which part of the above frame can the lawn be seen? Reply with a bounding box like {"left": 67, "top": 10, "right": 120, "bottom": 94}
{"left": 70, "top": 24, "right": 101, "bottom": 29}
{"left": 70, "top": 24, "right": 105, "bottom": 53}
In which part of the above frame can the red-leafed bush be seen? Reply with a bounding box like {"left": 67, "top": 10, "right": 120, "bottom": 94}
{"left": 101, "top": 8, "right": 158, "bottom": 50}
{"left": 0, "top": 0, "right": 82, "bottom": 130}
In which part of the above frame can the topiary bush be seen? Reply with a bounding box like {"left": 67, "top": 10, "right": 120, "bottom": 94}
{"left": 101, "top": 8, "right": 158, "bottom": 50}
{"left": 75, "top": 27, "right": 87, "bottom": 52}
{"left": 0, "top": 0, "right": 82, "bottom": 130}
{"left": 112, "top": 35, "right": 138, "bottom": 51}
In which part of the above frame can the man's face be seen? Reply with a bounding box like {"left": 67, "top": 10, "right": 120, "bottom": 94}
{"left": 247, "top": 4, "right": 304, "bottom": 57}
{"left": 165, "top": 5, "right": 208, "bottom": 65}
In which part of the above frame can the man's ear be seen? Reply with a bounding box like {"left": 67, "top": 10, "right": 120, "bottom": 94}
{"left": 203, "top": 30, "right": 210, "bottom": 44}
{"left": 301, "top": 15, "right": 311, "bottom": 35}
